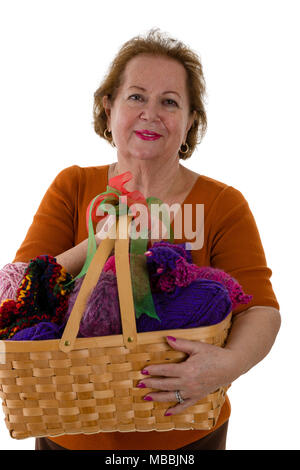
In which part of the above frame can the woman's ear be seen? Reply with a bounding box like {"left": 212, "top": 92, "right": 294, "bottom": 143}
{"left": 188, "top": 110, "right": 196, "bottom": 131}
{"left": 102, "top": 95, "right": 112, "bottom": 129}
{"left": 184, "top": 110, "right": 196, "bottom": 141}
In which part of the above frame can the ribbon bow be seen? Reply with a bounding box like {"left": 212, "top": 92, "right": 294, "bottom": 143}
{"left": 64, "top": 171, "right": 174, "bottom": 322}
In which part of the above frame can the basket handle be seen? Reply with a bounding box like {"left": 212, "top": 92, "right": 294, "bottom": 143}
{"left": 114, "top": 213, "right": 138, "bottom": 349}
{"left": 59, "top": 213, "right": 137, "bottom": 353}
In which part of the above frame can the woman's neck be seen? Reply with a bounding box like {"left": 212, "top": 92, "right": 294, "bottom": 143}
{"left": 108, "top": 157, "right": 186, "bottom": 202}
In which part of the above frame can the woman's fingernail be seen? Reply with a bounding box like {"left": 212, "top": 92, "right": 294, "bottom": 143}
{"left": 141, "top": 369, "right": 149, "bottom": 375}
{"left": 137, "top": 382, "right": 146, "bottom": 388}
{"left": 164, "top": 412, "right": 172, "bottom": 416}
{"left": 143, "top": 396, "right": 153, "bottom": 401}
{"left": 144, "top": 251, "right": 152, "bottom": 256}
{"left": 167, "top": 336, "right": 176, "bottom": 342}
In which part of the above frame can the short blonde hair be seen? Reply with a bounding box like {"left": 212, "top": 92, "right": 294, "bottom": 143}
{"left": 93, "top": 29, "right": 207, "bottom": 160}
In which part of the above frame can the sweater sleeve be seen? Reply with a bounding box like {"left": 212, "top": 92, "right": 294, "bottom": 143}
{"left": 12, "top": 165, "right": 80, "bottom": 263}
{"left": 209, "top": 186, "right": 280, "bottom": 315}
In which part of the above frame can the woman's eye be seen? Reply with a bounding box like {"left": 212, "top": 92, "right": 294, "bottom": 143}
{"left": 128, "top": 94, "right": 142, "bottom": 101}
{"left": 127, "top": 95, "right": 178, "bottom": 107}
{"left": 164, "top": 99, "right": 178, "bottom": 107}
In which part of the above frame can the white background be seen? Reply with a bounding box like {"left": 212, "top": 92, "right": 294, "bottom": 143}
{"left": 0, "top": 0, "right": 299, "bottom": 450}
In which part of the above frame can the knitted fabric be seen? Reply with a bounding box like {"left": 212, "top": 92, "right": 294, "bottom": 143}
{"left": 0, "top": 262, "right": 28, "bottom": 303}
{"left": 0, "top": 255, "right": 74, "bottom": 339}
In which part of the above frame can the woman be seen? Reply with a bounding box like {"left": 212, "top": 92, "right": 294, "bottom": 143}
{"left": 13, "top": 30, "right": 280, "bottom": 450}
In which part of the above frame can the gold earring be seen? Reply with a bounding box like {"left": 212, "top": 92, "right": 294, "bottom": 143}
{"left": 104, "top": 128, "right": 116, "bottom": 147}
{"left": 104, "top": 128, "right": 112, "bottom": 140}
{"left": 180, "top": 142, "right": 189, "bottom": 154}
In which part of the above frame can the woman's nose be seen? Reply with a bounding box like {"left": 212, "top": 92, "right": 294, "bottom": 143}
{"left": 139, "top": 100, "right": 161, "bottom": 122}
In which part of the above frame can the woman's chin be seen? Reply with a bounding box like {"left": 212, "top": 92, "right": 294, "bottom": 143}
{"left": 127, "top": 149, "right": 164, "bottom": 161}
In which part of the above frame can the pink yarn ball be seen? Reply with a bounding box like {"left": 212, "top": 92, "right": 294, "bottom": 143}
{"left": 0, "top": 262, "right": 28, "bottom": 304}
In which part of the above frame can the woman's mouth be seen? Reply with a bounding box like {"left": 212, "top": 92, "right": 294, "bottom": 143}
{"left": 134, "top": 130, "right": 162, "bottom": 141}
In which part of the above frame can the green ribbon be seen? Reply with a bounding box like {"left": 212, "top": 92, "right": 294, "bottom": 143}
{"left": 129, "top": 196, "right": 174, "bottom": 321}
{"left": 64, "top": 186, "right": 122, "bottom": 287}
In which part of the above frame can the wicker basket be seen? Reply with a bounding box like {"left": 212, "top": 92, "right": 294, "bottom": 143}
{"left": 0, "top": 214, "right": 232, "bottom": 439}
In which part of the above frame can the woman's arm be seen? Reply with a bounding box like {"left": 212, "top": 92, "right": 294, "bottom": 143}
{"left": 137, "top": 306, "right": 281, "bottom": 415}
{"left": 225, "top": 306, "right": 281, "bottom": 377}
{"left": 55, "top": 237, "right": 90, "bottom": 277}
{"left": 55, "top": 213, "right": 114, "bottom": 276}
{"left": 12, "top": 166, "right": 80, "bottom": 264}
{"left": 55, "top": 232, "right": 105, "bottom": 277}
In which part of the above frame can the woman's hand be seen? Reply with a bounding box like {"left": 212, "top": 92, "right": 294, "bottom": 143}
{"left": 138, "top": 336, "right": 242, "bottom": 416}
{"left": 138, "top": 306, "right": 281, "bottom": 416}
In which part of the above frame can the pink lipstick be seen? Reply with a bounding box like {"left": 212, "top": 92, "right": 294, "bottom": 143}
{"left": 135, "top": 129, "right": 162, "bottom": 141}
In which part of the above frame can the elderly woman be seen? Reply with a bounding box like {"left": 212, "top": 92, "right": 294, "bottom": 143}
{"left": 13, "top": 30, "right": 280, "bottom": 450}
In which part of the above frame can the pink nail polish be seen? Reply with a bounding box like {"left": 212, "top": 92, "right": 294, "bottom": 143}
{"left": 164, "top": 412, "right": 172, "bottom": 416}
{"left": 141, "top": 369, "right": 149, "bottom": 375}
{"left": 137, "top": 383, "right": 146, "bottom": 388}
{"left": 143, "top": 396, "right": 153, "bottom": 401}
{"left": 167, "top": 336, "right": 176, "bottom": 342}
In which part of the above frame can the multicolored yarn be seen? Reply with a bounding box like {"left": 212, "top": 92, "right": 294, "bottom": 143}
{"left": 64, "top": 240, "right": 250, "bottom": 337}
{"left": 101, "top": 240, "right": 252, "bottom": 311}
{"left": 2, "top": 242, "right": 252, "bottom": 340}
{"left": 0, "top": 255, "right": 74, "bottom": 339}
{"left": 0, "top": 262, "right": 28, "bottom": 303}
{"left": 63, "top": 273, "right": 232, "bottom": 338}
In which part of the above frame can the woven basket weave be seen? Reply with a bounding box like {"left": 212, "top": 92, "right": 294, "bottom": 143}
{"left": 0, "top": 214, "right": 232, "bottom": 439}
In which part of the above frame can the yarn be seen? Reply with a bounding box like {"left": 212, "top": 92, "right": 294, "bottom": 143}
{"left": 0, "top": 255, "right": 74, "bottom": 339}
{"left": 65, "top": 270, "right": 121, "bottom": 337}
{"left": 102, "top": 254, "right": 117, "bottom": 273}
{"left": 137, "top": 279, "right": 232, "bottom": 332}
{"left": 191, "top": 266, "right": 253, "bottom": 310}
{"left": 10, "top": 321, "right": 66, "bottom": 341}
{"left": 145, "top": 243, "right": 253, "bottom": 309}
{"left": 3, "top": 243, "right": 252, "bottom": 340}
{"left": 11, "top": 273, "right": 232, "bottom": 340}
{"left": 0, "top": 262, "right": 28, "bottom": 303}
{"left": 65, "top": 274, "right": 232, "bottom": 336}
{"left": 102, "top": 242, "right": 191, "bottom": 275}
{"left": 148, "top": 241, "right": 193, "bottom": 264}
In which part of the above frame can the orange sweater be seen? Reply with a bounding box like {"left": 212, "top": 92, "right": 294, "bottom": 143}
{"left": 13, "top": 164, "right": 279, "bottom": 450}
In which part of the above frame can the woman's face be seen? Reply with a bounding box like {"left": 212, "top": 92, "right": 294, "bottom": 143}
{"left": 103, "top": 54, "right": 195, "bottom": 163}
